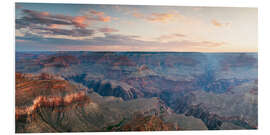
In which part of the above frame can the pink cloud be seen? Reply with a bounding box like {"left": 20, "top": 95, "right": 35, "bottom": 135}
{"left": 133, "top": 12, "right": 144, "bottom": 18}
{"left": 86, "top": 10, "right": 111, "bottom": 22}
{"left": 48, "top": 24, "right": 61, "bottom": 29}
{"left": 17, "top": 9, "right": 113, "bottom": 30}
{"left": 132, "top": 11, "right": 182, "bottom": 23}
{"left": 98, "top": 16, "right": 111, "bottom": 22}
{"left": 71, "top": 16, "right": 87, "bottom": 28}
{"left": 211, "top": 19, "right": 231, "bottom": 27}
{"left": 147, "top": 13, "right": 176, "bottom": 22}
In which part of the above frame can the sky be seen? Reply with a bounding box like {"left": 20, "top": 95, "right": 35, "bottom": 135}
{"left": 15, "top": 3, "right": 258, "bottom": 52}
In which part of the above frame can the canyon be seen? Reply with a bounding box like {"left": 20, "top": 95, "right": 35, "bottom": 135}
{"left": 15, "top": 52, "right": 258, "bottom": 132}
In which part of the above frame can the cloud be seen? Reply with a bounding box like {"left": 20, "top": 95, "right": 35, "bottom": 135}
{"left": 98, "top": 27, "right": 119, "bottom": 33}
{"left": 211, "top": 19, "right": 231, "bottom": 27}
{"left": 16, "top": 9, "right": 112, "bottom": 30}
{"left": 15, "top": 8, "right": 225, "bottom": 51}
{"left": 131, "top": 10, "right": 200, "bottom": 25}
{"left": 71, "top": 16, "right": 88, "bottom": 28}
{"left": 16, "top": 9, "right": 82, "bottom": 29}
{"left": 53, "top": 40, "right": 225, "bottom": 52}
{"left": 16, "top": 32, "right": 92, "bottom": 45}
{"left": 16, "top": 31, "right": 225, "bottom": 51}
{"left": 133, "top": 12, "right": 144, "bottom": 18}
{"left": 133, "top": 11, "right": 182, "bottom": 23}
{"left": 84, "top": 10, "right": 111, "bottom": 22}
{"left": 89, "top": 33, "right": 144, "bottom": 46}
{"left": 157, "top": 33, "right": 187, "bottom": 42}
{"left": 48, "top": 24, "right": 60, "bottom": 29}
{"left": 90, "top": 10, "right": 105, "bottom": 16}
{"left": 16, "top": 9, "right": 117, "bottom": 40}
{"left": 146, "top": 13, "right": 176, "bottom": 22}
{"left": 31, "top": 27, "right": 95, "bottom": 37}
{"left": 16, "top": 32, "right": 144, "bottom": 46}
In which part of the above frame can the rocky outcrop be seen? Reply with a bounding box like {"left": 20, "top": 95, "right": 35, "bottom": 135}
{"left": 173, "top": 100, "right": 256, "bottom": 130}
{"left": 15, "top": 73, "right": 182, "bottom": 133}
{"left": 39, "top": 55, "right": 80, "bottom": 67}
{"left": 15, "top": 72, "right": 95, "bottom": 133}
{"left": 15, "top": 72, "right": 90, "bottom": 117}
{"left": 16, "top": 91, "right": 90, "bottom": 121}
{"left": 67, "top": 73, "right": 144, "bottom": 100}
{"left": 16, "top": 72, "right": 87, "bottom": 107}
{"left": 185, "top": 104, "right": 222, "bottom": 130}
{"left": 221, "top": 53, "right": 258, "bottom": 70}
{"left": 86, "top": 80, "right": 144, "bottom": 100}
{"left": 119, "top": 114, "right": 179, "bottom": 131}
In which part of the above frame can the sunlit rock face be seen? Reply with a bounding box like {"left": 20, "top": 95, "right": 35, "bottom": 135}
{"left": 16, "top": 52, "right": 258, "bottom": 132}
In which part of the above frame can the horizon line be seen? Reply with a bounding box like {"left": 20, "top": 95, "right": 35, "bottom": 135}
{"left": 15, "top": 50, "right": 258, "bottom": 53}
